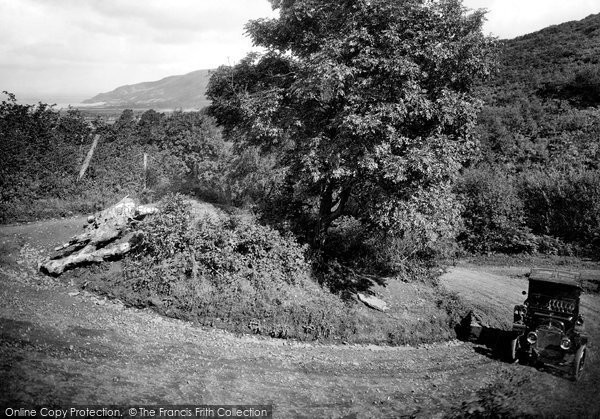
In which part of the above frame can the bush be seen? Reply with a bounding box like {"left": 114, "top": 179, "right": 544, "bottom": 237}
{"left": 101, "top": 194, "right": 357, "bottom": 341}
{"left": 518, "top": 169, "right": 600, "bottom": 251}
{"left": 313, "top": 214, "right": 449, "bottom": 294}
{"left": 0, "top": 94, "right": 233, "bottom": 224}
{"left": 0, "top": 93, "right": 95, "bottom": 222}
{"left": 456, "top": 167, "right": 536, "bottom": 253}
{"left": 66, "top": 194, "right": 467, "bottom": 346}
{"left": 454, "top": 165, "right": 600, "bottom": 256}
{"left": 534, "top": 235, "right": 575, "bottom": 256}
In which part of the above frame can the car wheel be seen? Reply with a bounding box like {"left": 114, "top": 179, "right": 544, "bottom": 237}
{"left": 572, "top": 345, "right": 587, "bottom": 381}
{"left": 507, "top": 336, "right": 519, "bottom": 363}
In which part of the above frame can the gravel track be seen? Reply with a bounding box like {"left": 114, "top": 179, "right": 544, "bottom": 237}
{"left": 1, "top": 218, "right": 599, "bottom": 417}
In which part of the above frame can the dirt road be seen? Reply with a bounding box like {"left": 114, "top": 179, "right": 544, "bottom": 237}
{"left": 1, "top": 219, "right": 599, "bottom": 417}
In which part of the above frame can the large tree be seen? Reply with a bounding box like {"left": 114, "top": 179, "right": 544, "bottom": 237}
{"left": 207, "top": 0, "right": 495, "bottom": 251}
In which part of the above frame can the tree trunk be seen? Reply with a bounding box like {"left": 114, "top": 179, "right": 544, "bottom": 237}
{"left": 313, "top": 181, "right": 352, "bottom": 251}
{"left": 40, "top": 197, "right": 159, "bottom": 275}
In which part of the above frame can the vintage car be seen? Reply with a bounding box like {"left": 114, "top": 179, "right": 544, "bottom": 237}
{"left": 510, "top": 268, "right": 588, "bottom": 380}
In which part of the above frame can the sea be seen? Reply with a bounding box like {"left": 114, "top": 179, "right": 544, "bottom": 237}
{"left": 13, "top": 93, "right": 100, "bottom": 110}
{"left": 10, "top": 93, "right": 202, "bottom": 113}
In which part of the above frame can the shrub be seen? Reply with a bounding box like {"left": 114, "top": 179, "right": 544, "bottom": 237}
{"left": 66, "top": 194, "right": 466, "bottom": 346}
{"left": 541, "top": 64, "right": 600, "bottom": 107}
{"left": 456, "top": 167, "right": 536, "bottom": 254}
{"left": 518, "top": 169, "right": 600, "bottom": 251}
{"left": 534, "top": 235, "right": 575, "bottom": 256}
{"left": 0, "top": 94, "right": 234, "bottom": 224}
{"left": 314, "top": 214, "right": 449, "bottom": 294}
{"left": 110, "top": 194, "right": 357, "bottom": 341}
{"left": 0, "top": 93, "right": 93, "bottom": 222}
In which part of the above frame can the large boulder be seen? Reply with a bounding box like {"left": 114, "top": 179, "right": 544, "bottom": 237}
{"left": 357, "top": 292, "right": 389, "bottom": 312}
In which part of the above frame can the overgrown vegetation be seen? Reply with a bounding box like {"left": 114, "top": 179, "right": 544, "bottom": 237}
{"left": 71, "top": 194, "right": 463, "bottom": 344}
{"left": 3, "top": 2, "right": 600, "bottom": 345}
{"left": 0, "top": 91, "right": 227, "bottom": 222}
{"left": 458, "top": 12, "right": 600, "bottom": 256}
{"left": 120, "top": 195, "right": 354, "bottom": 341}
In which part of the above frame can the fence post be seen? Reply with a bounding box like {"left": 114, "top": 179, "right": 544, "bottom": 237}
{"left": 143, "top": 152, "right": 148, "bottom": 189}
{"left": 78, "top": 133, "right": 100, "bottom": 181}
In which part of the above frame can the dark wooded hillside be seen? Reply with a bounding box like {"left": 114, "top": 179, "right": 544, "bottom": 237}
{"left": 459, "top": 13, "right": 600, "bottom": 255}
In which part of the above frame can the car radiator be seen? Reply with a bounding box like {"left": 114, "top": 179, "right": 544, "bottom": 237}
{"left": 537, "top": 326, "right": 563, "bottom": 360}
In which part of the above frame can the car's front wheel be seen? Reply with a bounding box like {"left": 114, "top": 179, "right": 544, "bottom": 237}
{"left": 506, "top": 336, "right": 520, "bottom": 363}
{"left": 572, "top": 344, "right": 587, "bottom": 381}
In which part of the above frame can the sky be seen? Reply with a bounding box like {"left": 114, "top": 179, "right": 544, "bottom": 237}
{"left": 0, "top": 0, "right": 598, "bottom": 103}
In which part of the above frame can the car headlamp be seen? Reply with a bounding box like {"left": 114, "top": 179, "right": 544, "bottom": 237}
{"left": 527, "top": 331, "right": 538, "bottom": 345}
{"left": 560, "top": 337, "right": 572, "bottom": 350}
{"left": 513, "top": 306, "right": 527, "bottom": 322}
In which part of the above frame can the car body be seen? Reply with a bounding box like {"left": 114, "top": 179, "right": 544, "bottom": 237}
{"left": 511, "top": 268, "right": 588, "bottom": 380}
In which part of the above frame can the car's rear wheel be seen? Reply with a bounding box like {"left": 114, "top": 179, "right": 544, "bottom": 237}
{"left": 572, "top": 345, "right": 587, "bottom": 381}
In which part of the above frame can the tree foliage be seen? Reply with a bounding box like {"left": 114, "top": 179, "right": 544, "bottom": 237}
{"left": 207, "top": 0, "right": 495, "bottom": 253}
{"left": 460, "top": 13, "right": 600, "bottom": 255}
{"left": 456, "top": 167, "right": 534, "bottom": 254}
{"left": 0, "top": 92, "right": 229, "bottom": 223}
{"left": 0, "top": 92, "right": 91, "bottom": 215}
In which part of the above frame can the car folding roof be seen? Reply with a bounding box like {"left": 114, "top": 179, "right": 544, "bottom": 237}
{"left": 529, "top": 268, "right": 582, "bottom": 288}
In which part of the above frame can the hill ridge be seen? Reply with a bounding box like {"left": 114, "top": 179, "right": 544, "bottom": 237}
{"left": 84, "top": 13, "right": 600, "bottom": 110}
{"left": 83, "top": 68, "right": 214, "bottom": 109}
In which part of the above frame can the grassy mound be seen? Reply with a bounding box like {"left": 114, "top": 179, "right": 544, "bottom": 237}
{"left": 77, "top": 194, "right": 357, "bottom": 341}
{"left": 69, "top": 194, "right": 470, "bottom": 345}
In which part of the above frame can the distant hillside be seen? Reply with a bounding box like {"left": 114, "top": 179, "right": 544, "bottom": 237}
{"left": 83, "top": 13, "right": 600, "bottom": 111}
{"left": 488, "top": 13, "right": 600, "bottom": 107}
{"left": 83, "top": 69, "right": 213, "bottom": 110}
{"left": 471, "top": 11, "right": 600, "bottom": 173}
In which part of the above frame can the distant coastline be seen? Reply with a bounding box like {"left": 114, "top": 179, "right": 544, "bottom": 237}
{"left": 14, "top": 93, "right": 93, "bottom": 109}
{"left": 12, "top": 94, "right": 206, "bottom": 112}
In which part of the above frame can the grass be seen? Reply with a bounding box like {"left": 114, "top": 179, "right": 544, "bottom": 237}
{"left": 69, "top": 263, "right": 471, "bottom": 346}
